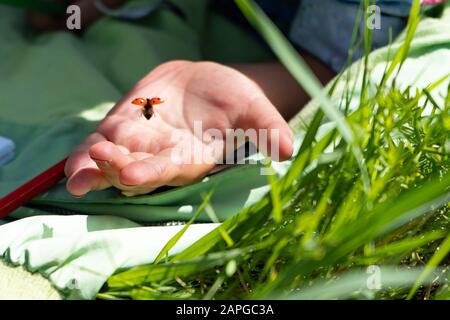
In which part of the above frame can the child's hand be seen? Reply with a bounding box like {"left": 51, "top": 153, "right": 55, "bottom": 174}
{"left": 65, "top": 60, "right": 294, "bottom": 197}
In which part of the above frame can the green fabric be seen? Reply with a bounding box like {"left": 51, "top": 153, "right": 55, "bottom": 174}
{"left": 23, "top": 163, "right": 272, "bottom": 222}
{"left": 1, "top": 1, "right": 450, "bottom": 300}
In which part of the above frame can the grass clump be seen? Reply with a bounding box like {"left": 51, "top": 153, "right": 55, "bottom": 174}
{"left": 99, "top": 0, "right": 450, "bottom": 300}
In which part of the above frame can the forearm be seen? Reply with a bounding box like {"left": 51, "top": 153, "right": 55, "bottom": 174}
{"left": 231, "top": 51, "right": 335, "bottom": 120}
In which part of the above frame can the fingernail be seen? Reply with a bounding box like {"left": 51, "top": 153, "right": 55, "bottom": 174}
{"left": 289, "top": 130, "right": 295, "bottom": 142}
{"left": 67, "top": 176, "right": 91, "bottom": 198}
{"left": 96, "top": 160, "right": 112, "bottom": 170}
{"left": 282, "top": 131, "right": 293, "bottom": 146}
{"left": 282, "top": 131, "right": 294, "bottom": 159}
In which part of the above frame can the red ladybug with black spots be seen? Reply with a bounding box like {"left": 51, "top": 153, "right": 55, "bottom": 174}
{"left": 131, "top": 97, "right": 164, "bottom": 120}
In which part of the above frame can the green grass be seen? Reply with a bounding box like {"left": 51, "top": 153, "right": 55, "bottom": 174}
{"left": 99, "top": 0, "right": 450, "bottom": 300}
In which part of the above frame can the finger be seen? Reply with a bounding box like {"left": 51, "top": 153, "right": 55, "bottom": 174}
{"left": 119, "top": 150, "right": 213, "bottom": 189}
{"left": 89, "top": 141, "right": 136, "bottom": 188}
{"left": 65, "top": 133, "right": 111, "bottom": 197}
{"left": 66, "top": 167, "right": 111, "bottom": 197}
{"left": 239, "top": 94, "right": 294, "bottom": 161}
{"left": 65, "top": 132, "right": 107, "bottom": 177}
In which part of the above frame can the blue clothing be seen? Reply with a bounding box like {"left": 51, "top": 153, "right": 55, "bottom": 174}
{"left": 0, "top": 136, "right": 15, "bottom": 166}
{"left": 289, "top": 0, "right": 411, "bottom": 72}
{"left": 213, "top": 0, "right": 412, "bottom": 71}
{"left": 340, "top": 0, "right": 413, "bottom": 16}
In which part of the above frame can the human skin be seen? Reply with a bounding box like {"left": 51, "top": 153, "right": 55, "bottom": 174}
{"left": 64, "top": 58, "right": 334, "bottom": 197}
{"left": 26, "top": 1, "right": 336, "bottom": 196}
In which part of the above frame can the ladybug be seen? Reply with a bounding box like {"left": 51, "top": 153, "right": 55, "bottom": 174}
{"left": 131, "top": 97, "right": 164, "bottom": 120}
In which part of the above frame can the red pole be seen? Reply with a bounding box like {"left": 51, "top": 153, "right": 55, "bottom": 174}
{"left": 0, "top": 158, "right": 68, "bottom": 218}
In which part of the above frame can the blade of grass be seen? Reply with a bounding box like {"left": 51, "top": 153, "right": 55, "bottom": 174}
{"left": 107, "top": 247, "right": 250, "bottom": 289}
{"left": 204, "top": 202, "right": 234, "bottom": 247}
{"left": 153, "top": 190, "right": 214, "bottom": 265}
{"left": 267, "top": 160, "right": 282, "bottom": 223}
{"left": 282, "top": 267, "right": 439, "bottom": 300}
{"left": 360, "top": 0, "right": 374, "bottom": 105}
{"left": 407, "top": 231, "right": 450, "bottom": 299}
{"left": 203, "top": 275, "right": 225, "bottom": 300}
{"left": 255, "top": 173, "right": 450, "bottom": 297}
{"left": 171, "top": 197, "right": 271, "bottom": 261}
{"left": 235, "top": 0, "right": 370, "bottom": 192}
{"left": 378, "top": 0, "right": 421, "bottom": 89}
{"left": 354, "top": 231, "right": 446, "bottom": 263}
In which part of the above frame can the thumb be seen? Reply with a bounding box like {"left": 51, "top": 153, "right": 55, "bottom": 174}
{"left": 237, "top": 94, "right": 294, "bottom": 161}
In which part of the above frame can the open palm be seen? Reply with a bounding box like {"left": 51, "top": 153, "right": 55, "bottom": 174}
{"left": 65, "top": 61, "right": 293, "bottom": 196}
